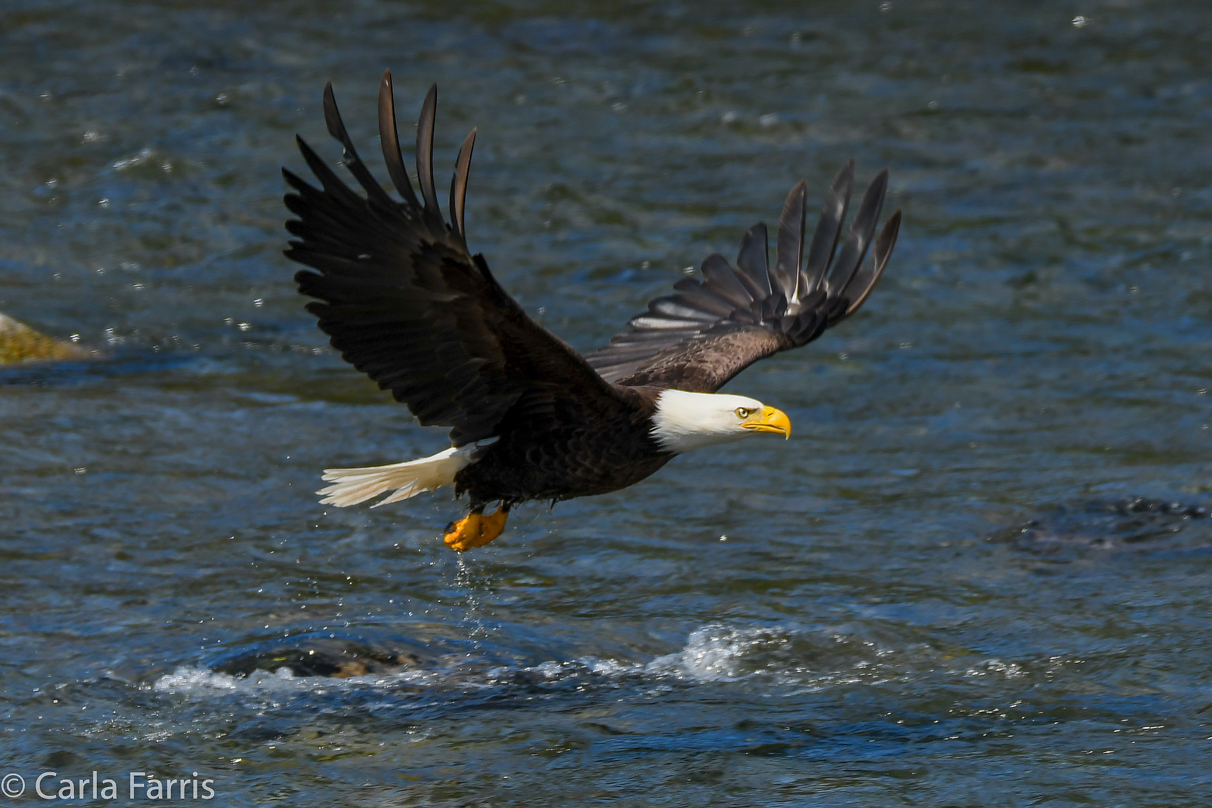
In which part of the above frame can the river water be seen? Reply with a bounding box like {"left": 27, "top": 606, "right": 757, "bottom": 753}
{"left": 2, "top": 0, "right": 1211, "bottom": 805}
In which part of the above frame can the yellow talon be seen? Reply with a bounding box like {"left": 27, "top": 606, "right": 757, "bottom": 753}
{"left": 443, "top": 507, "right": 509, "bottom": 552}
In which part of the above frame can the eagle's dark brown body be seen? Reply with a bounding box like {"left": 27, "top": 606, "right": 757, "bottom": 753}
{"left": 454, "top": 386, "right": 669, "bottom": 507}
{"left": 282, "top": 71, "right": 900, "bottom": 548}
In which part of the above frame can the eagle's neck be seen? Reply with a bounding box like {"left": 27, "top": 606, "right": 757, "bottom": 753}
{"left": 649, "top": 389, "right": 762, "bottom": 454}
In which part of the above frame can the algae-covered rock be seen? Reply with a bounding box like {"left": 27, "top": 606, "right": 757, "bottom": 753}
{"left": 0, "top": 311, "right": 92, "bottom": 364}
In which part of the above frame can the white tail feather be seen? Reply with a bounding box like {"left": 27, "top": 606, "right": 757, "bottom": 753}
{"left": 316, "top": 443, "right": 484, "bottom": 508}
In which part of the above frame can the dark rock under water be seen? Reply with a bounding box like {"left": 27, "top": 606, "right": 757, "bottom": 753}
{"left": 992, "top": 497, "right": 1212, "bottom": 560}
{"left": 208, "top": 632, "right": 436, "bottom": 678}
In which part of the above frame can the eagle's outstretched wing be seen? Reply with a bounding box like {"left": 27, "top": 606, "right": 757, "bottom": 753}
{"left": 284, "top": 71, "right": 620, "bottom": 446}
{"left": 585, "top": 163, "right": 901, "bottom": 393}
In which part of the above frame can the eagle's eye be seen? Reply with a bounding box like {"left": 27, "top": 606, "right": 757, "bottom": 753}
{"left": 735, "top": 407, "right": 751, "bottom": 419}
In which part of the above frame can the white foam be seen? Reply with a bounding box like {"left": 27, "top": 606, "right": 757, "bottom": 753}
{"left": 520, "top": 624, "right": 805, "bottom": 685}
{"left": 153, "top": 665, "right": 300, "bottom": 694}
{"left": 151, "top": 622, "right": 895, "bottom": 697}
{"left": 963, "top": 658, "right": 1026, "bottom": 678}
{"left": 151, "top": 662, "right": 457, "bottom": 697}
{"left": 646, "top": 624, "right": 785, "bottom": 681}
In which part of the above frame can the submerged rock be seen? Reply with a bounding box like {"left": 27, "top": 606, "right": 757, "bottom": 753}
{"left": 0, "top": 312, "right": 92, "bottom": 364}
{"left": 991, "top": 496, "right": 1212, "bottom": 560}
{"left": 208, "top": 632, "right": 437, "bottom": 679}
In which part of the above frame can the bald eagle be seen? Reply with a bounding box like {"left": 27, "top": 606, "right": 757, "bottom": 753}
{"left": 284, "top": 71, "right": 901, "bottom": 551}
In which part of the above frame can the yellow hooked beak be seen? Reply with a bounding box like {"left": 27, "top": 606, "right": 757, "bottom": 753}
{"left": 741, "top": 405, "right": 791, "bottom": 439}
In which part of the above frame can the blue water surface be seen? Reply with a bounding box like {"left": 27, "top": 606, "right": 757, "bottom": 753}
{"left": 1, "top": 1, "right": 1211, "bottom": 805}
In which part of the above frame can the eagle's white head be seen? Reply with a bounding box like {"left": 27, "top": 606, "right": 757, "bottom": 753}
{"left": 650, "top": 390, "right": 791, "bottom": 454}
